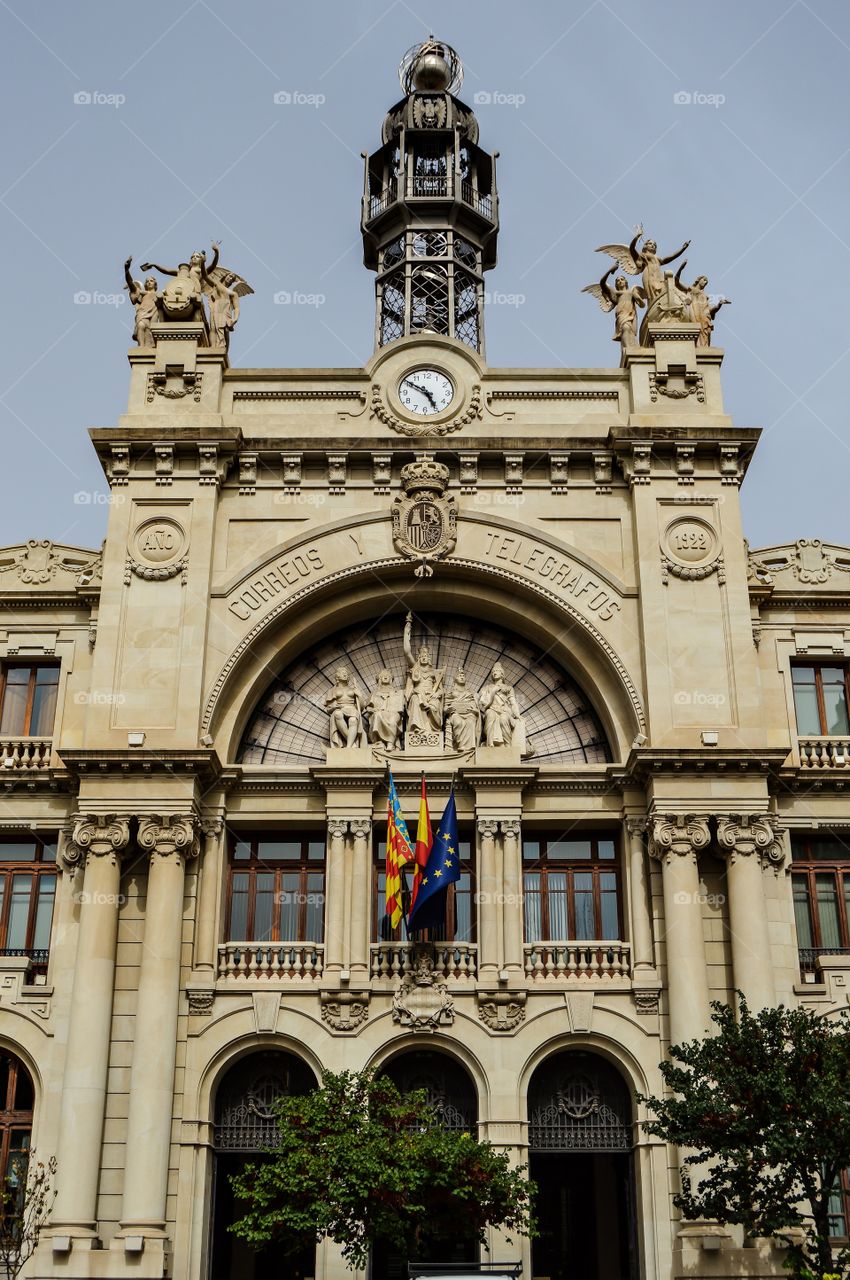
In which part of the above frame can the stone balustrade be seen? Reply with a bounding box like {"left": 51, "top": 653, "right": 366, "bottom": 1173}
{"left": 217, "top": 942, "right": 325, "bottom": 981}
{"left": 0, "top": 736, "right": 51, "bottom": 770}
{"left": 798, "top": 736, "right": 850, "bottom": 768}
{"left": 370, "top": 941, "right": 478, "bottom": 982}
{"left": 523, "top": 940, "right": 632, "bottom": 981}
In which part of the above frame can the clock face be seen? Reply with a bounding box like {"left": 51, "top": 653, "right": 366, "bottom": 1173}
{"left": 398, "top": 368, "right": 454, "bottom": 417}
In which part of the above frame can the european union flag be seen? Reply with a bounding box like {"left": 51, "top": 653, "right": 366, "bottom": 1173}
{"left": 408, "top": 788, "right": 460, "bottom": 933}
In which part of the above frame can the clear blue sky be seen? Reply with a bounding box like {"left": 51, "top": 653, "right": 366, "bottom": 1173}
{"left": 2, "top": 0, "right": 848, "bottom": 551}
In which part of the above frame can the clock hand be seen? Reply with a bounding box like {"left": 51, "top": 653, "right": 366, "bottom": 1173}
{"left": 408, "top": 379, "right": 438, "bottom": 409}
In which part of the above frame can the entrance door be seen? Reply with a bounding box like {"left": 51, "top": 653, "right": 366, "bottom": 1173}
{"left": 527, "top": 1053, "right": 638, "bottom": 1280}
{"left": 530, "top": 1151, "right": 634, "bottom": 1280}
{"left": 209, "top": 1051, "right": 317, "bottom": 1280}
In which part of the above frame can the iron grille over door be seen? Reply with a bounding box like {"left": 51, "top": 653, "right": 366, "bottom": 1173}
{"left": 528, "top": 1053, "right": 632, "bottom": 1152}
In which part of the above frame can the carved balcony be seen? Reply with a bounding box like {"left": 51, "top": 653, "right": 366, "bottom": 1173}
{"left": 369, "top": 941, "right": 478, "bottom": 984}
{"left": 798, "top": 736, "right": 850, "bottom": 768}
{"left": 217, "top": 942, "right": 324, "bottom": 981}
{"left": 523, "top": 940, "right": 632, "bottom": 982}
{"left": 798, "top": 946, "right": 850, "bottom": 980}
{"left": 0, "top": 737, "right": 52, "bottom": 771}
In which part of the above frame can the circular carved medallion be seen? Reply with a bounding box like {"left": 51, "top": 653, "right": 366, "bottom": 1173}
{"left": 132, "top": 517, "right": 188, "bottom": 567}
{"left": 661, "top": 516, "right": 722, "bottom": 582}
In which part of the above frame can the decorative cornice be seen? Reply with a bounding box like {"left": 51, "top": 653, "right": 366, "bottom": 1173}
{"left": 232, "top": 389, "right": 366, "bottom": 402}
{"left": 58, "top": 748, "right": 220, "bottom": 778}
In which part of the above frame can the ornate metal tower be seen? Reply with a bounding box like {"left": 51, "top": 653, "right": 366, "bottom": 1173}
{"left": 361, "top": 40, "right": 499, "bottom": 355}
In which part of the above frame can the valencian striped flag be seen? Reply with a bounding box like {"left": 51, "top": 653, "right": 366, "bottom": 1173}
{"left": 409, "top": 774, "right": 433, "bottom": 915}
{"left": 408, "top": 787, "right": 460, "bottom": 932}
{"left": 385, "top": 770, "right": 414, "bottom": 929}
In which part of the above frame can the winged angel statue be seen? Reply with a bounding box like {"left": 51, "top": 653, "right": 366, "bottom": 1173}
{"left": 582, "top": 225, "right": 692, "bottom": 353}
{"left": 125, "top": 242, "right": 253, "bottom": 350}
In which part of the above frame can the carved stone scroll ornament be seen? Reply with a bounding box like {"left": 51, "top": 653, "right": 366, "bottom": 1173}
{"left": 647, "top": 814, "right": 711, "bottom": 864}
{"left": 62, "top": 814, "right": 132, "bottom": 869}
{"left": 477, "top": 991, "right": 527, "bottom": 1032}
{"left": 320, "top": 992, "right": 370, "bottom": 1032}
{"left": 372, "top": 381, "right": 481, "bottom": 437}
{"left": 716, "top": 814, "right": 785, "bottom": 872}
{"left": 392, "top": 458, "right": 457, "bottom": 578}
{"left": 137, "top": 814, "right": 200, "bottom": 861}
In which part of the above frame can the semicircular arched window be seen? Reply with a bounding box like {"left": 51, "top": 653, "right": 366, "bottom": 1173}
{"left": 238, "top": 613, "right": 610, "bottom": 767}
{"left": 0, "top": 1052, "right": 34, "bottom": 1189}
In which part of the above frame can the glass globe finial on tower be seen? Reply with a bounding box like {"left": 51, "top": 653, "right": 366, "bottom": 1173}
{"left": 361, "top": 40, "right": 499, "bottom": 355}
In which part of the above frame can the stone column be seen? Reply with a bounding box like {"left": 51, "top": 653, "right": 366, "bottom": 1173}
{"left": 324, "top": 818, "right": 348, "bottom": 977}
{"left": 716, "top": 814, "right": 781, "bottom": 1012}
{"left": 500, "top": 819, "right": 524, "bottom": 977}
{"left": 625, "top": 817, "right": 656, "bottom": 977}
{"left": 120, "top": 815, "right": 199, "bottom": 1237}
{"left": 648, "top": 814, "right": 712, "bottom": 1044}
{"left": 51, "top": 814, "right": 131, "bottom": 1237}
{"left": 477, "top": 818, "right": 499, "bottom": 982}
{"left": 348, "top": 818, "right": 373, "bottom": 983}
{"left": 192, "top": 817, "right": 223, "bottom": 975}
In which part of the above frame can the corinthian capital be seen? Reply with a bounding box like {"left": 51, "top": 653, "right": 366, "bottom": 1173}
{"left": 63, "top": 813, "right": 132, "bottom": 868}
{"left": 648, "top": 813, "right": 710, "bottom": 863}
{"left": 349, "top": 818, "right": 372, "bottom": 841}
{"left": 477, "top": 817, "right": 499, "bottom": 839}
{"left": 500, "top": 818, "right": 521, "bottom": 839}
{"left": 137, "top": 814, "right": 199, "bottom": 861}
{"left": 717, "top": 814, "right": 784, "bottom": 870}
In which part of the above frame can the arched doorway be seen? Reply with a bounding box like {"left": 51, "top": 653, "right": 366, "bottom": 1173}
{"left": 372, "top": 1050, "right": 479, "bottom": 1280}
{"left": 210, "top": 1050, "right": 316, "bottom": 1280}
{"left": 527, "top": 1051, "right": 638, "bottom": 1280}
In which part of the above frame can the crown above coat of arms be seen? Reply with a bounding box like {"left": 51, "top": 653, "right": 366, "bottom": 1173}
{"left": 399, "top": 457, "right": 450, "bottom": 496}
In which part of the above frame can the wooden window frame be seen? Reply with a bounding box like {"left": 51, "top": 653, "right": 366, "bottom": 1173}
{"left": 0, "top": 663, "right": 60, "bottom": 737}
{"left": 373, "top": 831, "right": 475, "bottom": 943}
{"left": 522, "top": 831, "right": 623, "bottom": 942}
{"left": 0, "top": 1052, "right": 33, "bottom": 1188}
{"left": 830, "top": 1168, "right": 850, "bottom": 1242}
{"left": 791, "top": 833, "right": 850, "bottom": 952}
{"left": 791, "top": 661, "right": 850, "bottom": 736}
{"left": 0, "top": 835, "right": 56, "bottom": 966}
{"left": 226, "top": 833, "right": 326, "bottom": 944}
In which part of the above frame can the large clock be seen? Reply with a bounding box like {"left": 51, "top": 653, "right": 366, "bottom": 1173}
{"left": 398, "top": 368, "right": 454, "bottom": 417}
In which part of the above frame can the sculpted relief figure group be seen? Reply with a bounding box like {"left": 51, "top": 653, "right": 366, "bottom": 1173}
{"left": 324, "top": 614, "right": 533, "bottom": 757}
{"left": 124, "top": 242, "right": 253, "bottom": 350}
{"left": 582, "top": 225, "right": 730, "bottom": 352}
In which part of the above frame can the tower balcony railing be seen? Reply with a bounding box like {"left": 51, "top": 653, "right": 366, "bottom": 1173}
{"left": 370, "top": 941, "right": 478, "bottom": 982}
{"left": 524, "top": 940, "right": 632, "bottom": 982}
{"left": 217, "top": 941, "right": 324, "bottom": 981}
{"left": 365, "top": 177, "right": 496, "bottom": 224}
{"left": 0, "top": 736, "right": 52, "bottom": 771}
{"left": 798, "top": 735, "right": 850, "bottom": 768}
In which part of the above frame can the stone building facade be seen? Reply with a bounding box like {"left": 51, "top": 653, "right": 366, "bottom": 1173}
{"left": 0, "top": 37, "right": 848, "bottom": 1280}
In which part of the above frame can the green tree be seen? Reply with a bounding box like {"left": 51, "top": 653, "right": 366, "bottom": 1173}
{"left": 0, "top": 1152, "right": 56, "bottom": 1279}
{"left": 640, "top": 998, "right": 850, "bottom": 1280}
{"left": 230, "top": 1068, "right": 534, "bottom": 1270}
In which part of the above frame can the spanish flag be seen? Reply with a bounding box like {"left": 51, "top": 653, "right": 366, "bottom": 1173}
{"left": 385, "top": 770, "right": 414, "bottom": 929}
{"left": 409, "top": 774, "right": 433, "bottom": 915}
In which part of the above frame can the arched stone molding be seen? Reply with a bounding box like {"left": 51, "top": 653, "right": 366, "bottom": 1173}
{"left": 364, "top": 1029, "right": 491, "bottom": 1127}
{"left": 206, "top": 544, "right": 643, "bottom": 763}
{"left": 515, "top": 1020, "right": 659, "bottom": 1121}
{"left": 187, "top": 1022, "right": 325, "bottom": 1131}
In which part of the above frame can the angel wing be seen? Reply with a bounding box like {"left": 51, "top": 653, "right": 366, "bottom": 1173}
{"left": 581, "top": 281, "right": 614, "bottom": 313}
{"left": 595, "top": 241, "right": 642, "bottom": 275}
{"left": 207, "top": 265, "right": 254, "bottom": 297}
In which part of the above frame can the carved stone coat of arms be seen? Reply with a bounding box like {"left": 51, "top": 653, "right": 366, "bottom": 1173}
{"left": 392, "top": 457, "right": 457, "bottom": 578}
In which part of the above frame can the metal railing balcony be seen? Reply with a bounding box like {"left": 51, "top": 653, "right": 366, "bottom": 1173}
{"left": 798, "top": 946, "right": 850, "bottom": 979}
{"left": 365, "top": 177, "right": 495, "bottom": 223}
